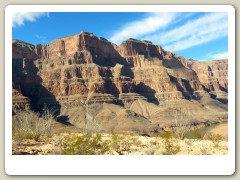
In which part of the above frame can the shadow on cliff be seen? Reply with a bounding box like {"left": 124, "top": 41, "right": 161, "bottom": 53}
{"left": 18, "top": 59, "right": 73, "bottom": 126}
{"left": 219, "top": 85, "right": 228, "bottom": 93}
{"left": 169, "top": 75, "right": 194, "bottom": 100}
{"left": 103, "top": 78, "right": 125, "bottom": 106}
{"left": 136, "top": 82, "right": 159, "bottom": 105}
{"left": 169, "top": 75, "right": 184, "bottom": 91}
{"left": 89, "top": 44, "right": 132, "bottom": 69}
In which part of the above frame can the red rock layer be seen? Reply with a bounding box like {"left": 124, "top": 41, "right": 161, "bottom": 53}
{"left": 12, "top": 32, "right": 228, "bottom": 109}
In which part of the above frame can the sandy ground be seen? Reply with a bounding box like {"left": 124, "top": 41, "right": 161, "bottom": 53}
{"left": 12, "top": 132, "right": 228, "bottom": 155}
{"left": 205, "top": 123, "right": 228, "bottom": 140}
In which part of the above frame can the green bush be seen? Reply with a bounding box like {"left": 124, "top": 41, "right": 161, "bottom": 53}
{"left": 60, "top": 133, "right": 110, "bottom": 155}
{"left": 110, "top": 133, "right": 142, "bottom": 153}
{"left": 163, "top": 138, "right": 180, "bottom": 155}
{"left": 205, "top": 133, "right": 223, "bottom": 148}
{"left": 193, "top": 130, "right": 202, "bottom": 139}
{"left": 159, "top": 131, "right": 173, "bottom": 139}
{"left": 160, "top": 132, "right": 181, "bottom": 155}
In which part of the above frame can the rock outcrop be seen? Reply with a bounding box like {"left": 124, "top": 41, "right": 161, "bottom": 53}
{"left": 186, "top": 59, "right": 228, "bottom": 92}
{"left": 12, "top": 32, "right": 228, "bottom": 133}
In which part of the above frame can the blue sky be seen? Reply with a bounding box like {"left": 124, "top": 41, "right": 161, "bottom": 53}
{"left": 12, "top": 12, "right": 228, "bottom": 60}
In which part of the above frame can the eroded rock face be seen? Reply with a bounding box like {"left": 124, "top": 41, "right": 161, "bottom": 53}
{"left": 12, "top": 32, "right": 228, "bottom": 132}
{"left": 187, "top": 59, "right": 228, "bottom": 92}
{"left": 12, "top": 83, "right": 30, "bottom": 114}
{"left": 12, "top": 32, "right": 228, "bottom": 107}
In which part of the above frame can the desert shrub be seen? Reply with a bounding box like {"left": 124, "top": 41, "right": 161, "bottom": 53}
{"left": 163, "top": 138, "right": 180, "bottom": 155}
{"left": 205, "top": 133, "right": 223, "bottom": 148}
{"left": 185, "top": 139, "right": 193, "bottom": 146}
{"left": 144, "top": 145, "right": 165, "bottom": 155}
{"left": 84, "top": 98, "right": 101, "bottom": 133}
{"left": 110, "top": 133, "right": 142, "bottom": 153}
{"left": 144, "top": 147, "right": 158, "bottom": 155}
{"left": 55, "top": 126, "right": 69, "bottom": 135}
{"left": 206, "top": 133, "right": 223, "bottom": 142}
{"left": 150, "top": 139, "right": 158, "bottom": 146}
{"left": 12, "top": 106, "right": 55, "bottom": 141}
{"left": 193, "top": 130, "right": 202, "bottom": 139}
{"left": 110, "top": 133, "right": 121, "bottom": 150}
{"left": 160, "top": 131, "right": 181, "bottom": 155}
{"left": 153, "top": 146, "right": 165, "bottom": 155}
{"left": 172, "top": 108, "right": 191, "bottom": 140}
{"left": 159, "top": 131, "right": 181, "bottom": 154}
{"left": 85, "top": 115, "right": 101, "bottom": 133}
{"left": 159, "top": 131, "right": 173, "bottom": 139}
{"left": 173, "top": 126, "right": 188, "bottom": 140}
{"left": 60, "top": 133, "right": 110, "bottom": 155}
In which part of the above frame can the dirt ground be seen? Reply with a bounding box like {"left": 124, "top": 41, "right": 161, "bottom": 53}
{"left": 12, "top": 132, "right": 228, "bottom": 155}
{"left": 204, "top": 123, "right": 228, "bottom": 140}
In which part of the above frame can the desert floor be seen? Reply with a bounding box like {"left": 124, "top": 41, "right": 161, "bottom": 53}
{"left": 12, "top": 123, "right": 228, "bottom": 155}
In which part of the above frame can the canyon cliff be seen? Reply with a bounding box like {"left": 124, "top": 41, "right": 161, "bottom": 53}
{"left": 12, "top": 32, "right": 228, "bottom": 134}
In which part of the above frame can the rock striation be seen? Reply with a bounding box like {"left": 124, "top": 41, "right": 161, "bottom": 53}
{"left": 186, "top": 59, "right": 228, "bottom": 93}
{"left": 12, "top": 32, "right": 228, "bottom": 107}
{"left": 12, "top": 32, "right": 228, "bottom": 133}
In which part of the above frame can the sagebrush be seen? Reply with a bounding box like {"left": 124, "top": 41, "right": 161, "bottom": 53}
{"left": 60, "top": 133, "right": 110, "bottom": 155}
{"left": 159, "top": 131, "right": 180, "bottom": 155}
{"left": 12, "top": 106, "right": 55, "bottom": 141}
{"left": 110, "top": 132, "right": 142, "bottom": 154}
{"left": 172, "top": 108, "right": 191, "bottom": 140}
{"left": 205, "top": 133, "right": 223, "bottom": 148}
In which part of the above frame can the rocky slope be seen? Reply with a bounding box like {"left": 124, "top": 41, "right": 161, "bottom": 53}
{"left": 12, "top": 32, "right": 228, "bottom": 134}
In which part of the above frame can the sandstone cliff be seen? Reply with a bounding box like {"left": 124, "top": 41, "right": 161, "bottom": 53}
{"left": 12, "top": 32, "right": 228, "bottom": 134}
{"left": 186, "top": 59, "right": 228, "bottom": 100}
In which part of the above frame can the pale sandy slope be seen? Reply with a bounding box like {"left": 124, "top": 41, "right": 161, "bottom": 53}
{"left": 204, "top": 123, "right": 228, "bottom": 140}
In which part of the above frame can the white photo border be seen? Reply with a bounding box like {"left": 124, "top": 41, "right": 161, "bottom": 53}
{"left": 5, "top": 5, "right": 235, "bottom": 175}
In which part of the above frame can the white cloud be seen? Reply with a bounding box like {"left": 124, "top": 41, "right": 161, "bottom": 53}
{"left": 109, "top": 12, "right": 178, "bottom": 44}
{"left": 163, "top": 25, "right": 227, "bottom": 52}
{"left": 206, "top": 52, "right": 228, "bottom": 60}
{"left": 12, "top": 12, "right": 49, "bottom": 27}
{"left": 160, "top": 13, "right": 228, "bottom": 52}
{"left": 213, "top": 52, "right": 228, "bottom": 59}
{"left": 109, "top": 12, "right": 228, "bottom": 53}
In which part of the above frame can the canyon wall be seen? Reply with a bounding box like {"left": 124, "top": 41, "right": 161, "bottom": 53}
{"left": 12, "top": 32, "right": 228, "bottom": 113}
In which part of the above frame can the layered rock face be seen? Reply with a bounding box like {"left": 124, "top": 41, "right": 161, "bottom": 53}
{"left": 12, "top": 32, "right": 228, "bottom": 106}
{"left": 186, "top": 59, "right": 228, "bottom": 92}
{"left": 12, "top": 32, "right": 228, "bottom": 133}
{"left": 13, "top": 32, "right": 188, "bottom": 107}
